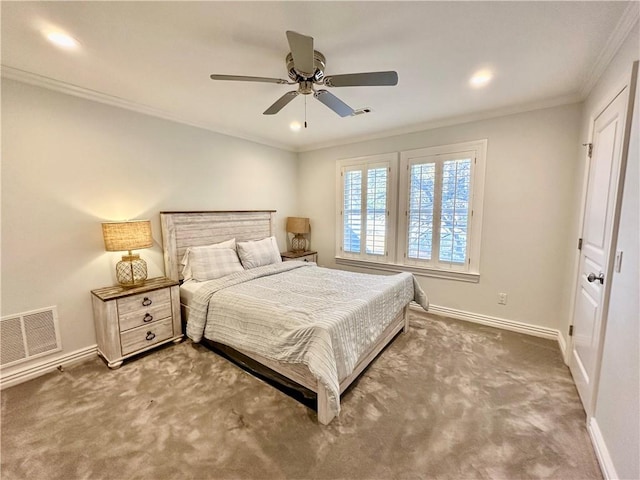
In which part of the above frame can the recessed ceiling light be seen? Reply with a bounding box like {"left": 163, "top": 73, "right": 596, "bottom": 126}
{"left": 470, "top": 70, "right": 493, "bottom": 88}
{"left": 289, "top": 121, "right": 302, "bottom": 132}
{"left": 45, "top": 31, "right": 80, "bottom": 50}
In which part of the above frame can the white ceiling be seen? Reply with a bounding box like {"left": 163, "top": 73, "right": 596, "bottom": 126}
{"left": 1, "top": 1, "right": 634, "bottom": 152}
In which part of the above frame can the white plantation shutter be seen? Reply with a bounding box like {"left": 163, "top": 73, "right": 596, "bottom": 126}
{"left": 336, "top": 140, "right": 485, "bottom": 280}
{"left": 408, "top": 162, "right": 436, "bottom": 260}
{"left": 439, "top": 158, "right": 472, "bottom": 265}
{"left": 343, "top": 168, "right": 363, "bottom": 253}
{"left": 337, "top": 154, "right": 397, "bottom": 262}
{"left": 366, "top": 166, "right": 388, "bottom": 256}
{"left": 403, "top": 151, "right": 474, "bottom": 270}
{"left": 399, "top": 141, "right": 485, "bottom": 276}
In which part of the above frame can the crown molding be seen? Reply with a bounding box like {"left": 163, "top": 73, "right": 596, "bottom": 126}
{"left": 580, "top": 3, "right": 640, "bottom": 98}
{"left": 1, "top": 65, "right": 295, "bottom": 152}
{"left": 298, "top": 93, "right": 582, "bottom": 153}
{"left": 0, "top": 63, "right": 597, "bottom": 155}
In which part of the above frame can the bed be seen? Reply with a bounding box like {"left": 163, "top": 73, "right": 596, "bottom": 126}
{"left": 160, "top": 210, "right": 428, "bottom": 424}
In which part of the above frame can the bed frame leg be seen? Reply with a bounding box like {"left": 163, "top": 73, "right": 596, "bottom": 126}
{"left": 317, "top": 383, "right": 335, "bottom": 425}
{"left": 403, "top": 305, "right": 410, "bottom": 333}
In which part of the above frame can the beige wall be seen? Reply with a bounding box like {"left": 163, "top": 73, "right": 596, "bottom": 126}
{"left": 298, "top": 103, "right": 581, "bottom": 332}
{"left": 1, "top": 78, "right": 298, "bottom": 377}
{"left": 3, "top": 78, "right": 583, "bottom": 377}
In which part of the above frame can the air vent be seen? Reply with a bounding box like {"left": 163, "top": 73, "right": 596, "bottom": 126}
{"left": 1, "top": 306, "right": 62, "bottom": 368}
{"left": 351, "top": 107, "right": 372, "bottom": 116}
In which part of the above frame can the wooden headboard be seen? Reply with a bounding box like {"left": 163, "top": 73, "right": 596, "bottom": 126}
{"left": 160, "top": 210, "right": 276, "bottom": 281}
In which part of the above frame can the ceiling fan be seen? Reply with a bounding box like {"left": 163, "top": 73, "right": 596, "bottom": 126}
{"left": 210, "top": 31, "right": 398, "bottom": 118}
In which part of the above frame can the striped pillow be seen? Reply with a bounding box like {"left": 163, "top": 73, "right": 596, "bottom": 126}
{"left": 237, "top": 236, "right": 282, "bottom": 269}
{"left": 188, "top": 244, "right": 244, "bottom": 282}
{"left": 181, "top": 238, "right": 237, "bottom": 281}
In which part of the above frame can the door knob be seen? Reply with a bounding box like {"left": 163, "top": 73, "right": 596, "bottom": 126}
{"left": 587, "top": 272, "right": 605, "bottom": 284}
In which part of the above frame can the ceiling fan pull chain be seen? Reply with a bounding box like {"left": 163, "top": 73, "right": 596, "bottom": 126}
{"left": 304, "top": 96, "right": 308, "bottom": 128}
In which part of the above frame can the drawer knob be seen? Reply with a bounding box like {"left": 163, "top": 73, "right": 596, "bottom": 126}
{"left": 142, "top": 297, "right": 152, "bottom": 306}
{"left": 146, "top": 331, "right": 156, "bottom": 341}
{"left": 143, "top": 313, "right": 153, "bottom": 323}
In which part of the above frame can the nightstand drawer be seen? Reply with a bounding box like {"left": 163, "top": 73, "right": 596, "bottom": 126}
{"left": 118, "top": 302, "right": 172, "bottom": 332}
{"left": 282, "top": 253, "right": 317, "bottom": 262}
{"left": 117, "top": 288, "right": 170, "bottom": 316}
{"left": 120, "top": 318, "right": 173, "bottom": 356}
{"left": 281, "top": 251, "right": 318, "bottom": 263}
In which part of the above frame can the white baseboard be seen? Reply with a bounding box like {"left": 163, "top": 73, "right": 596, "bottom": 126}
{"left": 2, "top": 306, "right": 564, "bottom": 389}
{"left": 415, "top": 303, "right": 562, "bottom": 345}
{"left": 0, "top": 345, "right": 98, "bottom": 390}
{"left": 589, "top": 418, "right": 618, "bottom": 480}
{"left": 557, "top": 330, "right": 568, "bottom": 361}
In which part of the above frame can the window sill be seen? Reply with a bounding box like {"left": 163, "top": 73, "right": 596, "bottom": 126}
{"left": 334, "top": 257, "right": 480, "bottom": 283}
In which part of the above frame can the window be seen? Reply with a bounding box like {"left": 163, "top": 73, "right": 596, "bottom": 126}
{"left": 401, "top": 151, "right": 475, "bottom": 271}
{"left": 336, "top": 153, "right": 397, "bottom": 262}
{"left": 336, "top": 140, "right": 486, "bottom": 281}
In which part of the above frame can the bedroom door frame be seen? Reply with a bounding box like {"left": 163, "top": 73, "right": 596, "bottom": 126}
{"left": 565, "top": 61, "right": 638, "bottom": 418}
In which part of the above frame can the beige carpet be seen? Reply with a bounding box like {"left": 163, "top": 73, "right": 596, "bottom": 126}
{"left": 1, "top": 312, "right": 602, "bottom": 480}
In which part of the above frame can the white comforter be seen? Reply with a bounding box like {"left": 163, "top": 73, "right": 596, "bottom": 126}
{"left": 187, "top": 262, "right": 428, "bottom": 417}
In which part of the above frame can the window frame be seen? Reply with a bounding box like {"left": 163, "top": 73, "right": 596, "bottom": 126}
{"left": 335, "top": 140, "right": 486, "bottom": 282}
{"left": 335, "top": 153, "right": 398, "bottom": 264}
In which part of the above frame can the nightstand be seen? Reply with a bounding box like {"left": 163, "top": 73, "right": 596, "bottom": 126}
{"left": 281, "top": 250, "right": 318, "bottom": 263}
{"left": 91, "top": 277, "right": 182, "bottom": 368}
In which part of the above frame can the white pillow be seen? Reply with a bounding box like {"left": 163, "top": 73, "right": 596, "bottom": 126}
{"left": 181, "top": 238, "right": 237, "bottom": 281}
{"left": 188, "top": 246, "right": 244, "bottom": 282}
{"left": 236, "top": 236, "right": 282, "bottom": 269}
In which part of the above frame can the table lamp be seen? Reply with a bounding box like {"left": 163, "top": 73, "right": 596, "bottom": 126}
{"left": 102, "top": 220, "right": 153, "bottom": 287}
{"left": 286, "top": 217, "right": 310, "bottom": 253}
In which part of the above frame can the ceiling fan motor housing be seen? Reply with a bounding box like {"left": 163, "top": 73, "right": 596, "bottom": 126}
{"left": 286, "top": 51, "right": 326, "bottom": 83}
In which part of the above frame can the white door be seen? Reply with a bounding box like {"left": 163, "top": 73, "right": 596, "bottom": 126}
{"left": 570, "top": 87, "right": 629, "bottom": 416}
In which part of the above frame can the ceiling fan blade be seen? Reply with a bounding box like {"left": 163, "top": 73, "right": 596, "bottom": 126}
{"left": 324, "top": 71, "right": 398, "bottom": 87}
{"left": 210, "top": 74, "right": 290, "bottom": 85}
{"left": 263, "top": 91, "right": 300, "bottom": 115}
{"left": 286, "top": 31, "right": 315, "bottom": 77}
{"left": 314, "top": 90, "right": 354, "bottom": 117}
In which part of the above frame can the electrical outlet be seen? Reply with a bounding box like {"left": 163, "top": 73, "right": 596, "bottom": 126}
{"left": 498, "top": 293, "right": 508, "bottom": 305}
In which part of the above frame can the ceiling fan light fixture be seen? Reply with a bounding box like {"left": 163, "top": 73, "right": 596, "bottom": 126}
{"left": 289, "top": 121, "right": 302, "bottom": 132}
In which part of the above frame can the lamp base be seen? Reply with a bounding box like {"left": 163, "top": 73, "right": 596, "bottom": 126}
{"left": 116, "top": 254, "right": 148, "bottom": 288}
{"left": 291, "top": 234, "right": 307, "bottom": 253}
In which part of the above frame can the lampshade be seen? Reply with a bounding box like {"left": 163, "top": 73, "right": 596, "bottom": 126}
{"left": 102, "top": 221, "right": 153, "bottom": 252}
{"left": 102, "top": 220, "right": 153, "bottom": 288}
{"left": 286, "top": 217, "right": 310, "bottom": 234}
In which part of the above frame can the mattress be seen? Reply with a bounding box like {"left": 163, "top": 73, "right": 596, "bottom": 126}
{"left": 179, "top": 279, "right": 204, "bottom": 307}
